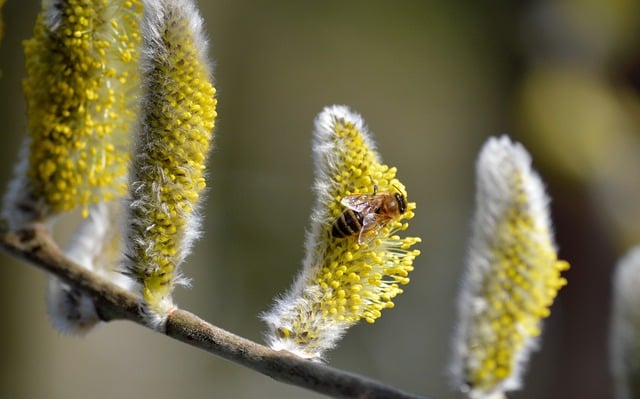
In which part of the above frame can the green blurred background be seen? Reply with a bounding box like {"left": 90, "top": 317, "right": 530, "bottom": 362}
{"left": 2, "top": 1, "right": 640, "bottom": 398}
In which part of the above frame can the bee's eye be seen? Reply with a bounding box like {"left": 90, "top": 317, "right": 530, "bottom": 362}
{"left": 395, "top": 193, "right": 406, "bottom": 213}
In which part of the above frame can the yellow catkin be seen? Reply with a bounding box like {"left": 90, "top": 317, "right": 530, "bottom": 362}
{"left": 467, "top": 172, "right": 569, "bottom": 391}
{"left": 23, "top": 0, "right": 141, "bottom": 218}
{"left": 125, "top": 0, "right": 217, "bottom": 321}
{"left": 264, "top": 106, "right": 421, "bottom": 359}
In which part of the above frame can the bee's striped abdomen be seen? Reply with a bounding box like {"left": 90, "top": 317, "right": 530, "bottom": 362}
{"left": 332, "top": 210, "right": 364, "bottom": 238}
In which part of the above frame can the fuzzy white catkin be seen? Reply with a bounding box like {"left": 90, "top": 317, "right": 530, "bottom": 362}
{"left": 1, "top": 137, "right": 46, "bottom": 230}
{"left": 47, "top": 202, "right": 131, "bottom": 334}
{"left": 610, "top": 246, "right": 640, "bottom": 399}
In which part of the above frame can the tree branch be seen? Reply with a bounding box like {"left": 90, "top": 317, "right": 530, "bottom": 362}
{"left": 0, "top": 224, "right": 429, "bottom": 399}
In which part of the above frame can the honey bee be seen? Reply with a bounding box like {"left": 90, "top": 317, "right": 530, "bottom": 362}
{"left": 331, "top": 186, "right": 407, "bottom": 244}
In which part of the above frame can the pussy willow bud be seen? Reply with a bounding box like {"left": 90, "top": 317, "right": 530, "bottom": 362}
{"left": 262, "top": 105, "right": 421, "bottom": 360}
{"left": 123, "top": 0, "right": 217, "bottom": 329}
{"left": 450, "top": 136, "right": 569, "bottom": 399}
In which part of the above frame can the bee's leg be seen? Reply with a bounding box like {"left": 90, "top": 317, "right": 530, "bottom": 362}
{"left": 357, "top": 228, "right": 376, "bottom": 245}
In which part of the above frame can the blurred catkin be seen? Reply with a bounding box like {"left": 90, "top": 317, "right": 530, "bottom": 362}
{"left": 610, "top": 247, "right": 640, "bottom": 399}
{"left": 451, "top": 136, "right": 569, "bottom": 399}
{"left": 21, "top": 0, "right": 141, "bottom": 220}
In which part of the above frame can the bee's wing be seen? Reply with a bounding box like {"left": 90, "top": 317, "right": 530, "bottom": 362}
{"left": 341, "top": 194, "right": 377, "bottom": 213}
{"left": 357, "top": 213, "right": 383, "bottom": 245}
{"left": 359, "top": 212, "right": 377, "bottom": 231}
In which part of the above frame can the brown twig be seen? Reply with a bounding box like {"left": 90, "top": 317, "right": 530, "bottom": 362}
{"left": 0, "top": 225, "right": 428, "bottom": 399}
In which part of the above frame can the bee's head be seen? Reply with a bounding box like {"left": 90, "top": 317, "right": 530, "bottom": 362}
{"left": 390, "top": 184, "right": 407, "bottom": 214}
{"left": 394, "top": 192, "right": 407, "bottom": 214}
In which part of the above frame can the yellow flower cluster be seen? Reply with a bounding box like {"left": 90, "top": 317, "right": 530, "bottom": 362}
{"left": 264, "top": 106, "right": 421, "bottom": 359}
{"left": 124, "top": 0, "right": 217, "bottom": 324}
{"left": 23, "top": 0, "right": 141, "bottom": 218}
